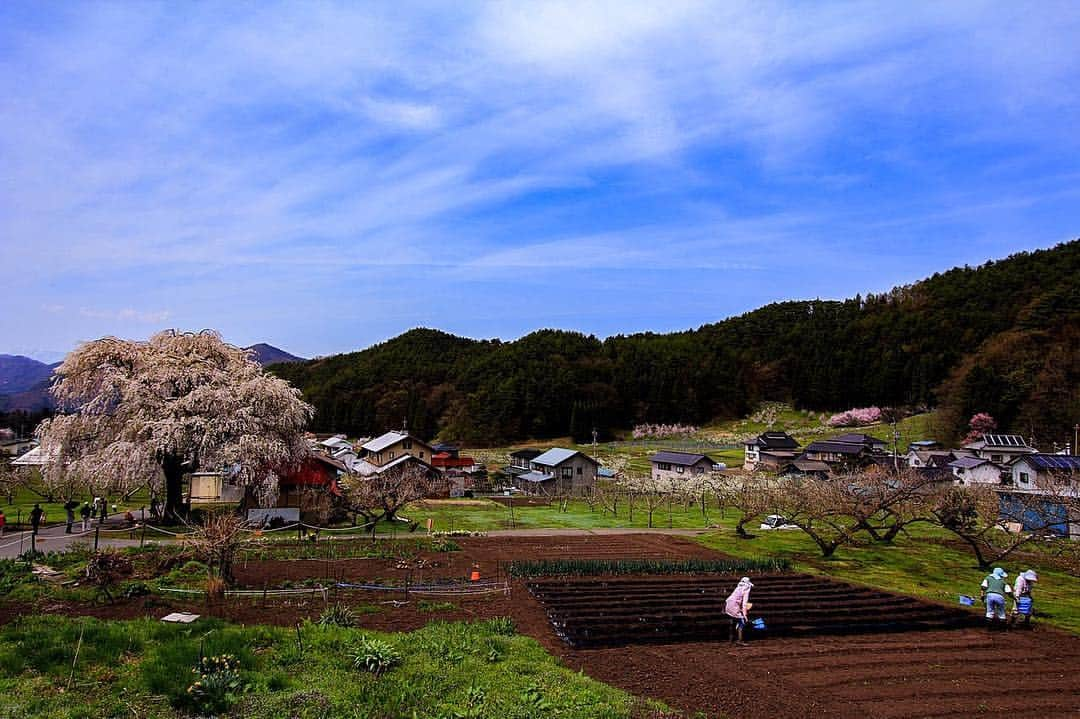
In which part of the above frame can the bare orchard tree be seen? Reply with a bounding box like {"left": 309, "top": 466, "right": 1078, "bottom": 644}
{"left": 718, "top": 472, "right": 777, "bottom": 538}
{"left": 184, "top": 512, "right": 252, "bottom": 586}
{"left": 772, "top": 477, "right": 863, "bottom": 557}
{"left": 37, "top": 330, "right": 313, "bottom": 522}
{"left": 341, "top": 463, "right": 440, "bottom": 528}
{"left": 623, "top": 474, "right": 666, "bottom": 528}
{"left": 841, "top": 468, "right": 946, "bottom": 543}
{"left": 932, "top": 479, "right": 1074, "bottom": 570}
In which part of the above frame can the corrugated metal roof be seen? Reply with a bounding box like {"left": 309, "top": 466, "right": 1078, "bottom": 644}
{"left": 532, "top": 448, "right": 579, "bottom": 466}
{"left": 362, "top": 431, "right": 407, "bottom": 452}
{"left": 651, "top": 450, "right": 715, "bottom": 466}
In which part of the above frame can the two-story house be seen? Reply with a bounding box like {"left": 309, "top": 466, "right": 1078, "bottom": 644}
{"left": 651, "top": 451, "right": 719, "bottom": 482}
{"left": 504, "top": 449, "right": 543, "bottom": 479}
{"left": 799, "top": 433, "right": 886, "bottom": 468}
{"left": 743, "top": 432, "right": 800, "bottom": 470}
{"left": 962, "top": 434, "right": 1037, "bottom": 466}
{"left": 359, "top": 430, "right": 433, "bottom": 466}
{"left": 516, "top": 448, "right": 598, "bottom": 496}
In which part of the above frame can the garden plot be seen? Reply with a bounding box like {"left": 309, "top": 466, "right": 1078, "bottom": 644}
{"left": 528, "top": 574, "right": 981, "bottom": 648}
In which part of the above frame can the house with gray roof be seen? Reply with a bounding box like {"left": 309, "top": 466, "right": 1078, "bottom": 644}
{"left": 651, "top": 450, "right": 720, "bottom": 482}
{"left": 949, "top": 455, "right": 1006, "bottom": 485}
{"left": 515, "top": 447, "right": 599, "bottom": 496}
{"left": 743, "top": 431, "right": 800, "bottom": 470}
{"left": 963, "top": 434, "right": 1037, "bottom": 465}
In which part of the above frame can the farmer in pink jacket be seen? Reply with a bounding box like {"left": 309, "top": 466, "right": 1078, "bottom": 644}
{"left": 725, "top": 577, "right": 754, "bottom": 645}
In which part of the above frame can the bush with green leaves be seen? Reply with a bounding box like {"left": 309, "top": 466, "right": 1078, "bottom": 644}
{"left": 185, "top": 653, "right": 244, "bottom": 716}
{"left": 0, "top": 559, "right": 32, "bottom": 596}
{"left": 352, "top": 636, "right": 401, "bottom": 677}
{"left": 317, "top": 602, "right": 357, "bottom": 627}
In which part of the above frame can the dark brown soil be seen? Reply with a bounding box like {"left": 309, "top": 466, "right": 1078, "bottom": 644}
{"left": 3, "top": 534, "right": 1079, "bottom": 718}
{"left": 528, "top": 574, "right": 980, "bottom": 647}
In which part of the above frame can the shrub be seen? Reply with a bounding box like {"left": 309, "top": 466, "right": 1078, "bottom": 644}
{"left": 317, "top": 603, "right": 357, "bottom": 628}
{"left": 122, "top": 581, "right": 151, "bottom": 598}
{"left": 185, "top": 654, "right": 244, "bottom": 716}
{"left": 351, "top": 636, "right": 401, "bottom": 677}
{"left": 85, "top": 550, "right": 134, "bottom": 601}
{"left": 0, "top": 559, "right": 32, "bottom": 596}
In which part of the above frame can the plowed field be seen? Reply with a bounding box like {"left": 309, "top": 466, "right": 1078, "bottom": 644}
{"left": 528, "top": 574, "right": 980, "bottom": 647}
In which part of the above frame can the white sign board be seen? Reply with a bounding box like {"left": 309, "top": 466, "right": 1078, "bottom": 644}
{"left": 161, "top": 612, "right": 200, "bottom": 624}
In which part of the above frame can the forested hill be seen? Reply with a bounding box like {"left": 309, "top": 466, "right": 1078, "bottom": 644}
{"left": 272, "top": 240, "right": 1080, "bottom": 447}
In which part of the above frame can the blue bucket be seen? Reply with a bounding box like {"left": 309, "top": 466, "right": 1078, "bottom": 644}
{"left": 752, "top": 618, "right": 766, "bottom": 630}
{"left": 1017, "top": 597, "right": 1033, "bottom": 615}
{"left": 959, "top": 595, "right": 975, "bottom": 606}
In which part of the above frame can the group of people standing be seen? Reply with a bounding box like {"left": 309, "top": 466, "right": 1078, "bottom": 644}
{"left": 980, "top": 566, "right": 1039, "bottom": 628}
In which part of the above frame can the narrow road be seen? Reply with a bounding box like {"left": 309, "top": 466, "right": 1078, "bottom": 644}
{"left": 0, "top": 514, "right": 160, "bottom": 558}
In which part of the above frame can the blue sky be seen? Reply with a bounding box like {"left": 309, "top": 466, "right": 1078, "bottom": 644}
{"left": 2, "top": 1, "right": 1079, "bottom": 361}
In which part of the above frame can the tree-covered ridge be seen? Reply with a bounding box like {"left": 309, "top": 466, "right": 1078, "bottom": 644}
{"left": 272, "top": 240, "right": 1080, "bottom": 446}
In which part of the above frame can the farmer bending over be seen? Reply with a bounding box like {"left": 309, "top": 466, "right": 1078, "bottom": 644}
{"left": 980, "top": 567, "right": 1012, "bottom": 629}
{"left": 1010, "top": 570, "right": 1038, "bottom": 628}
{"left": 725, "top": 577, "right": 754, "bottom": 645}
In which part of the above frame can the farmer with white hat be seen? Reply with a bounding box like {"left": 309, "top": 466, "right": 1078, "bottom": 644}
{"left": 725, "top": 576, "right": 754, "bottom": 645}
{"left": 1010, "top": 569, "right": 1038, "bottom": 628}
{"left": 980, "top": 567, "right": 1012, "bottom": 628}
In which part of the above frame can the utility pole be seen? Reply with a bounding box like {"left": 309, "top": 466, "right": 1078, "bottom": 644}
{"left": 892, "top": 419, "right": 900, "bottom": 471}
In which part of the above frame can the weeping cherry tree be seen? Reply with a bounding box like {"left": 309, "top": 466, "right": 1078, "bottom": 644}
{"left": 37, "top": 330, "right": 313, "bottom": 521}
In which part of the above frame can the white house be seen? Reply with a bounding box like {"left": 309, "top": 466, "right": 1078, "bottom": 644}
{"left": 1009, "top": 454, "right": 1080, "bottom": 493}
{"left": 949, "top": 456, "right": 1005, "bottom": 485}
{"left": 963, "top": 434, "right": 1037, "bottom": 465}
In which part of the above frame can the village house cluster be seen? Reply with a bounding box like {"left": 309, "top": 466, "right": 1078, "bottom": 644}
{"left": 743, "top": 429, "right": 1080, "bottom": 535}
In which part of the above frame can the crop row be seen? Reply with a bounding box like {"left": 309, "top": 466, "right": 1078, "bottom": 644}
{"left": 508, "top": 557, "right": 792, "bottom": 578}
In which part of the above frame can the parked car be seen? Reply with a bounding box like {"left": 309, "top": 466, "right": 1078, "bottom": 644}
{"left": 759, "top": 514, "right": 799, "bottom": 530}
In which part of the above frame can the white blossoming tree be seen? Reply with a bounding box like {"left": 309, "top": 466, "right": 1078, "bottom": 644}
{"left": 37, "top": 330, "right": 313, "bottom": 522}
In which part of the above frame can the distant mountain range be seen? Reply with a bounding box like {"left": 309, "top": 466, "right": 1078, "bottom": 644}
{"left": 0, "top": 343, "right": 303, "bottom": 413}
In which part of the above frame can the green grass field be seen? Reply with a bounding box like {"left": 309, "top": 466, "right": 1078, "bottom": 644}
{"left": 405, "top": 496, "right": 716, "bottom": 532}
{"left": 2, "top": 482, "right": 151, "bottom": 527}
{"left": 0, "top": 615, "right": 652, "bottom": 719}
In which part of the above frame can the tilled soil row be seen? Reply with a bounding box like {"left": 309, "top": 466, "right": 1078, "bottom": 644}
{"left": 529, "top": 574, "right": 980, "bottom": 647}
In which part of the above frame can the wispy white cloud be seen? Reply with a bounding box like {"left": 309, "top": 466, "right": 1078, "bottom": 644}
{"left": 78, "top": 308, "right": 172, "bottom": 324}
{"left": 1, "top": 1, "right": 1078, "bottom": 353}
